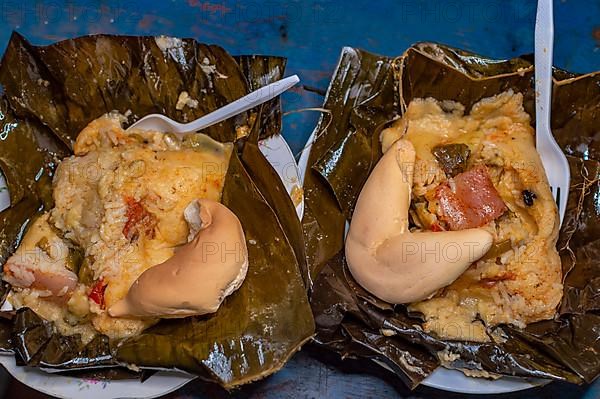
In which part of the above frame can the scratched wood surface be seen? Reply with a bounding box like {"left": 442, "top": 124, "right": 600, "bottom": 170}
{"left": 0, "top": 0, "right": 599, "bottom": 398}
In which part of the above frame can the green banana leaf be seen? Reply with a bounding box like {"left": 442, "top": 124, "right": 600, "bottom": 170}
{"left": 304, "top": 43, "right": 600, "bottom": 387}
{"left": 302, "top": 47, "right": 397, "bottom": 282}
{"left": 235, "top": 55, "right": 286, "bottom": 141}
{"left": 0, "top": 33, "right": 314, "bottom": 388}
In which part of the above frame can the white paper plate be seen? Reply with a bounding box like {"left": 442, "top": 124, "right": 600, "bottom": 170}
{"left": 298, "top": 128, "right": 547, "bottom": 394}
{"left": 259, "top": 134, "right": 304, "bottom": 219}
{"left": 0, "top": 133, "right": 304, "bottom": 399}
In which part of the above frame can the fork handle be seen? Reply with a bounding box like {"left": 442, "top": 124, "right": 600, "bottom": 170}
{"left": 177, "top": 75, "right": 300, "bottom": 133}
{"left": 534, "top": 0, "right": 553, "bottom": 143}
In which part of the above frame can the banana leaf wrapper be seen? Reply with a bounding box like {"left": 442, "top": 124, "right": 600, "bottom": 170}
{"left": 0, "top": 32, "right": 314, "bottom": 388}
{"left": 303, "top": 43, "right": 600, "bottom": 388}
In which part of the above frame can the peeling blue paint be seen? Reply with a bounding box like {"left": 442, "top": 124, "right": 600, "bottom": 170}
{"left": 0, "top": 0, "right": 597, "bottom": 154}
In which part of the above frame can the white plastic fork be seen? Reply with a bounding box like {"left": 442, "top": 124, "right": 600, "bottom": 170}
{"left": 128, "top": 75, "right": 300, "bottom": 134}
{"left": 535, "top": 0, "right": 569, "bottom": 227}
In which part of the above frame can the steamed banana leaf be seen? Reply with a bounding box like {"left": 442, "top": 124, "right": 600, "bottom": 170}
{"left": 302, "top": 47, "right": 398, "bottom": 282}
{"left": 235, "top": 55, "right": 286, "bottom": 141}
{"left": 303, "top": 43, "right": 600, "bottom": 387}
{"left": 0, "top": 32, "right": 314, "bottom": 388}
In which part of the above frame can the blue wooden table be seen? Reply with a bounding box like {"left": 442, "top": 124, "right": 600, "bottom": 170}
{"left": 0, "top": 0, "right": 599, "bottom": 398}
